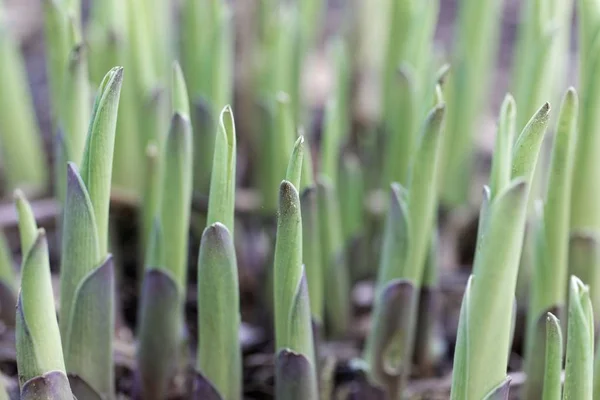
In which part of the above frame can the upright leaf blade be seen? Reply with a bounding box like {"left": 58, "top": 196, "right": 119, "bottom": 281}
{"left": 135, "top": 269, "right": 180, "bottom": 400}
{"left": 16, "top": 231, "right": 66, "bottom": 386}
{"left": 79, "top": 66, "right": 124, "bottom": 255}
{"left": 542, "top": 313, "right": 562, "bottom": 400}
{"left": 274, "top": 181, "right": 303, "bottom": 351}
{"left": 14, "top": 190, "right": 38, "bottom": 256}
{"left": 197, "top": 223, "right": 241, "bottom": 400}
{"left": 160, "top": 113, "right": 193, "bottom": 291}
{"left": 59, "top": 163, "right": 100, "bottom": 342}
{"left": 464, "top": 179, "right": 529, "bottom": 398}
{"left": 64, "top": 256, "right": 115, "bottom": 399}
{"left": 300, "top": 186, "right": 323, "bottom": 323}
{"left": 563, "top": 276, "right": 594, "bottom": 400}
{"left": 207, "top": 106, "right": 236, "bottom": 234}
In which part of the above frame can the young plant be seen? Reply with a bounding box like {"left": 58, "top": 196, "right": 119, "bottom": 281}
{"left": 206, "top": 106, "right": 236, "bottom": 233}
{"left": 196, "top": 223, "right": 241, "bottom": 400}
{"left": 0, "top": 5, "right": 48, "bottom": 194}
{"left": 15, "top": 192, "right": 70, "bottom": 398}
{"left": 195, "top": 105, "right": 240, "bottom": 399}
{"left": 136, "top": 63, "right": 193, "bottom": 399}
{"left": 524, "top": 89, "right": 578, "bottom": 399}
{"left": 273, "top": 142, "right": 318, "bottom": 399}
{"left": 364, "top": 104, "right": 445, "bottom": 396}
{"left": 16, "top": 229, "right": 71, "bottom": 399}
{"left": 450, "top": 103, "right": 550, "bottom": 399}
{"left": 563, "top": 276, "right": 594, "bottom": 399}
{"left": 59, "top": 67, "right": 123, "bottom": 399}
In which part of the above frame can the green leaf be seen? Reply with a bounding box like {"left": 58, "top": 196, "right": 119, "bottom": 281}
{"left": 510, "top": 102, "right": 551, "bottom": 186}
{"left": 197, "top": 223, "right": 241, "bottom": 400}
{"left": 274, "top": 181, "right": 303, "bottom": 351}
{"left": 111, "top": 71, "right": 143, "bottom": 194}
{"left": 300, "top": 186, "right": 323, "bottom": 323}
{"left": 159, "top": 112, "right": 193, "bottom": 291}
{"left": 489, "top": 94, "right": 517, "bottom": 199}
{"left": 523, "top": 305, "right": 561, "bottom": 400}
{"left": 64, "top": 256, "right": 115, "bottom": 399}
{"left": 287, "top": 267, "right": 316, "bottom": 365}
{"left": 59, "top": 163, "right": 100, "bottom": 342}
{"left": 317, "top": 177, "right": 350, "bottom": 337}
{"left": 525, "top": 89, "right": 578, "bottom": 397}
{"left": 450, "top": 275, "right": 472, "bottom": 400}
{"left": 80, "top": 66, "right": 124, "bottom": 256}
{"left": 207, "top": 106, "right": 236, "bottom": 235}
{"left": 463, "top": 179, "right": 529, "bottom": 398}
{"left": 16, "top": 231, "right": 66, "bottom": 385}
{"left": 383, "top": 66, "right": 416, "bottom": 187}
{"left": 299, "top": 130, "right": 314, "bottom": 191}
{"left": 286, "top": 136, "right": 304, "bottom": 191}
{"left": 14, "top": 190, "right": 38, "bottom": 256}
{"left": 563, "top": 276, "right": 594, "bottom": 400}
{"left": 136, "top": 269, "right": 180, "bottom": 400}
{"left": 172, "top": 61, "right": 190, "bottom": 118}
{"left": 403, "top": 104, "right": 446, "bottom": 284}
{"left": 374, "top": 183, "right": 410, "bottom": 289}
{"left": 542, "top": 313, "right": 562, "bottom": 400}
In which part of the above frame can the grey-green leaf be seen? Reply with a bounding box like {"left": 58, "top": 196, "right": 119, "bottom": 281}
{"left": 16, "top": 231, "right": 66, "bottom": 386}
{"left": 135, "top": 269, "right": 180, "bottom": 400}
{"left": 64, "top": 256, "right": 115, "bottom": 399}
{"left": 59, "top": 163, "right": 100, "bottom": 341}
{"left": 197, "top": 223, "right": 241, "bottom": 400}
{"left": 206, "top": 106, "right": 236, "bottom": 235}
{"left": 79, "top": 66, "right": 124, "bottom": 255}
